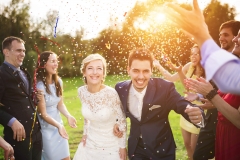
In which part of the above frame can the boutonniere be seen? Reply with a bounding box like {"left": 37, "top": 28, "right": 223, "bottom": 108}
{"left": 149, "top": 105, "right": 161, "bottom": 111}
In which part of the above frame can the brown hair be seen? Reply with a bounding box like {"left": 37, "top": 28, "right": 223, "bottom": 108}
{"left": 36, "top": 51, "right": 62, "bottom": 96}
{"left": 219, "top": 20, "right": 240, "bottom": 36}
{"left": 2, "top": 36, "right": 25, "bottom": 53}
{"left": 128, "top": 48, "right": 154, "bottom": 69}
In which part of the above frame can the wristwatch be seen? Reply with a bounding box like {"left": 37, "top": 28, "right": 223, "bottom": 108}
{"left": 205, "top": 89, "right": 218, "bottom": 101}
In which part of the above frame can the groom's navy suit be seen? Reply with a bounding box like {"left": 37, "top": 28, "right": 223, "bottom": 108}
{"left": 115, "top": 78, "right": 204, "bottom": 160}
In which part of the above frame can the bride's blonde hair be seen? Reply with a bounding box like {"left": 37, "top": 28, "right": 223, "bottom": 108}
{"left": 80, "top": 53, "right": 107, "bottom": 84}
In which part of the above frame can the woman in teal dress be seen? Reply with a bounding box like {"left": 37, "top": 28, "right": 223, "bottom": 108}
{"left": 36, "top": 51, "right": 77, "bottom": 160}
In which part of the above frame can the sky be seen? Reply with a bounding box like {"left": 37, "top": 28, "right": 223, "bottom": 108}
{"left": 1, "top": 0, "right": 240, "bottom": 39}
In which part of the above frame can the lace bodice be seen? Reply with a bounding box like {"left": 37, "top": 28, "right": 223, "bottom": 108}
{"left": 78, "top": 85, "right": 127, "bottom": 148}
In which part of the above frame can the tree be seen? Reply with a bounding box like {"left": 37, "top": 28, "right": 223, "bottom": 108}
{"left": 204, "top": 0, "right": 236, "bottom": 45}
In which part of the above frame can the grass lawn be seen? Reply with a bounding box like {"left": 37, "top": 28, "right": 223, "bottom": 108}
{"left": 0, "top": 75, "right": 188, "bottom": 160}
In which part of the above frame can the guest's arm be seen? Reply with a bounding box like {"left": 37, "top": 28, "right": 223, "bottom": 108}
{"left": 185, "top": 77, "right": 240, "bottom": 128}
{"left": 36, "top": 89, "right": 69, "bottom": 139}
{"left": 0, "top": 136, "right": 14, "bottom": 160}
{"left": 163, "top": 0, "right": 240, "bottom": 94}
{"left": 57, "top": 97, "right": 77, "bottom": 128}
{"left": 211, "top": 95, "right": 240, "bottom": 129}
{"left": 153, "top": 59, "right": 189, "bottom": 83}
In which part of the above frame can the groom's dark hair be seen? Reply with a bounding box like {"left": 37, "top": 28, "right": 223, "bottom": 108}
{"left": 128, "top": 48, "right": 154, "bottom": 69}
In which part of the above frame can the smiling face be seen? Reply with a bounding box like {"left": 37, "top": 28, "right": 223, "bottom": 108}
{"left": 190, "top": 47, "right": 201, "bottom": 66}
{"left": 83, "top": 59, "right": 104, "bottom": 86}
{"left": 232, "top": 30, "right": 240, "bottom": 57}
{"left": 45, "top": 53, "right": 58, "bottom": 76}
{"left": 3, "top": 40, "right": 26, "bottom": 68}
{"left": 127, "top": 59, "right": 152, "bottom": 92}
{"left": 219, "top": 27, "right": 235, "bottom": 52}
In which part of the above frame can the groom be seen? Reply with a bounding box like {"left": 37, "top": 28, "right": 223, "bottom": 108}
{"left": 114, "top": 48, "right": 204, "bottom": 160}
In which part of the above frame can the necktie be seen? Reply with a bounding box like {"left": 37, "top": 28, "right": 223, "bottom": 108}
{"left": 17, "top": 69, "right": 29, "bottom": 93}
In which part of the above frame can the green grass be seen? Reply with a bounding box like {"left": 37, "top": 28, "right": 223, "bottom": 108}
{"left": 0, "top": 75, "right": 188, "bottom": 160}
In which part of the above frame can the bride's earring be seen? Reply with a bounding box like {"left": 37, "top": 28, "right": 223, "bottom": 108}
{"left": 83, "top": 76, "right": 87, "bottom": 84}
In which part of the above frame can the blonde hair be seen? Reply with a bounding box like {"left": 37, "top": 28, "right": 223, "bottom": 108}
{"left": 80, "top": 53, "right": 107, "bottom": 84}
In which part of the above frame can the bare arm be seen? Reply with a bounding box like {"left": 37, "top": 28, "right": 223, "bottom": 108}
{"left": 36, "top": 89, "right": 69, "bottom": 139}
{"left": 211, "top": 95, "right": 240, "bottom": 129}
{"left": 185, "top": 77, "right": 240, "bottom": 128}
{"left": 153, "top": 59, "right": 180, "bottom": 82}
{"left": 57, "top": 96, "right": 77, "bottom": 128}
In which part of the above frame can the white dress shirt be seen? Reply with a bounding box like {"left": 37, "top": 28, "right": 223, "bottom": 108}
{"left": 128, "top": 84, "right": 147, "bottom": 121}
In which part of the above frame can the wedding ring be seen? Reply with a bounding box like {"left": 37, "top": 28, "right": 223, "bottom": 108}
{"left": 196, "top": 115, "right": 198, "bottom": 119}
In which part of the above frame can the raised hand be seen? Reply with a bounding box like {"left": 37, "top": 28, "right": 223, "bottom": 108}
{"left": 184, "top": 91, "right": 199, "bottom": 102}
{"left": 185, "top": 77, "right": 214, "bottom": 96}
{"left": 169, "top": 62, "right": 182, "bottom": 73}
{"left": 163, "top": 0, "right": 212, "bottom": 47}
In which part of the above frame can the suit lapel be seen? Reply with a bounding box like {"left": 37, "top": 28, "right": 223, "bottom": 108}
{"left": 3, "top": 63, "right": 28, "bottom": 95}
{"left": 120, "top": 81, "right": 131, "bottom": 113}
{"left": 141, "top": 79, "right": 156, "bottom": 121}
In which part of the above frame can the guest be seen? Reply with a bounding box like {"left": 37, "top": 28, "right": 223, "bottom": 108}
{"left": 154, "top": 44, "right": 204, "bottom": 160}
{"left": 192, "top": 20, "right": 240, "bottom": 160}
{"left": 36, "top": 51, "right": 77, "bottom": 160}
{"left": 186, "top": 76, "right": 240, "bottom": 160}
{"left": 73, "top": 54, "right": 127, "bottom": 160}
{"left": 163, "top": 0, "right": 240, "bottom": 94}
{"left": 0, "top": 36, "right": 42, "bottom": 160}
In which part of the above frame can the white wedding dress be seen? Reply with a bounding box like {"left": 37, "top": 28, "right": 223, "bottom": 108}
{"left": 73, "top": 85, "right": 126, "bottom": 160}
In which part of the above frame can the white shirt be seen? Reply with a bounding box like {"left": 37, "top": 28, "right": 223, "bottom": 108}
{"left": 128, "top": 84, "right": 147, "bottom": 121}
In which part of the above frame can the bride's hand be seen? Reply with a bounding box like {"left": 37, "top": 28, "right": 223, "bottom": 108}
{"left": 119, "top": 148, "right": 127, "bottom": 160}
{"left": 113, "top": 124, "right": 123, "bottom": 138}
{"left": 81, "top": 135, "right": 87, "bottom": 146}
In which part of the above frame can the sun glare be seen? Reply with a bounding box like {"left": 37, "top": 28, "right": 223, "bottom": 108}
{"left": 155, "top": 13, "right": 166, "bottom": 24}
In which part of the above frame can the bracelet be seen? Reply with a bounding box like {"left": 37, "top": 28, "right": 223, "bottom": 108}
{"left": 205, "top": 89, "right": 218, "bottom": 101}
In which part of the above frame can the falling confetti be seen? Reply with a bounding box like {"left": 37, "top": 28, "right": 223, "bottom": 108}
{"left": 105, "top": 42, "right": 111, "bottom": 49}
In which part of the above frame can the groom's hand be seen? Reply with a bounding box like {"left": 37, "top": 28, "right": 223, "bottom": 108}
{"left": 185, "top": 105, "right": 202, "bottom": 124}
{"left": 113, "top": 124, "right": 123, "bottom": 138}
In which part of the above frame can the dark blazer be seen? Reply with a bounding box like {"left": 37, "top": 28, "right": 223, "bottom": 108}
{"left": 115, "top": 78, "right": 204, "bottom": 160}
{"left": 0, "top": 63, "right": 40, "bottom": 138}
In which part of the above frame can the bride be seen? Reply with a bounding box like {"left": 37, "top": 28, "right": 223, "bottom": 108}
{"left": 73, "top": 54, "right": 127, "bottom": 160}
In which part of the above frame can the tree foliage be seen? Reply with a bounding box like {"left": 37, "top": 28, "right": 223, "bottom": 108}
{"left": 0, "top": 0, "right": 237, "bottom": 77}
{"left": 204, "top": 0, "right": 236, "bottom": 45}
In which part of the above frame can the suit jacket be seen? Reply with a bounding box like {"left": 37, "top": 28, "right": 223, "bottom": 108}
{"left": 0, "top": 63, "right": 40, "bottom": 138}
{"left": 115, "top": 78, "right": 204, "bottom": 160}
